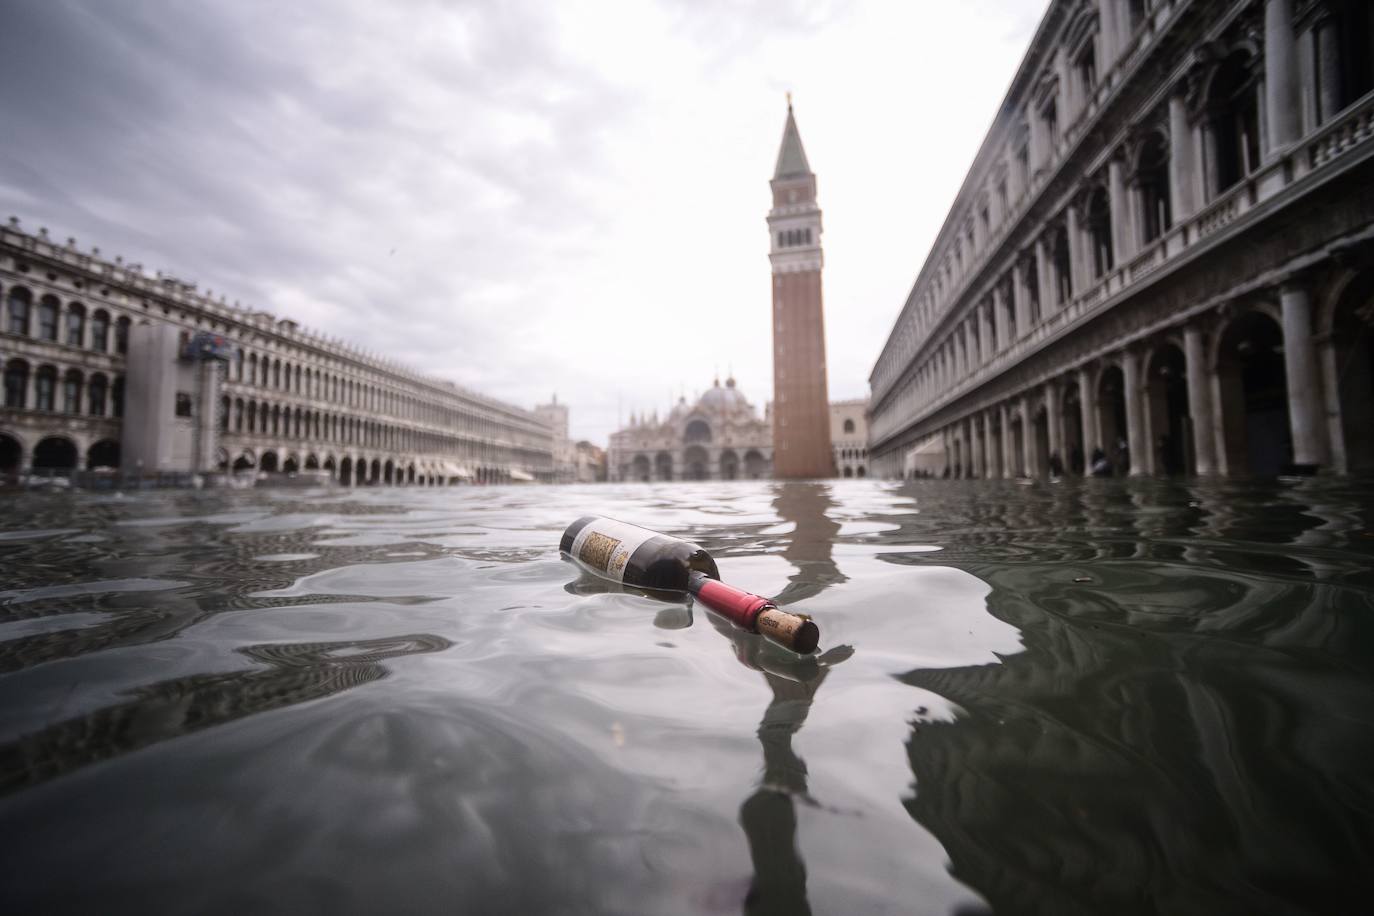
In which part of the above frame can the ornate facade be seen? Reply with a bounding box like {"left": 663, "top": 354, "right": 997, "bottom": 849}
{"left": 829, "top": 399, "right": 870, "bottom": 478}
{"left": 0, "top": 220, "right": 554, "bottom": 484}
{"left": 869, "top": 0, "right": 1374, "bottom": 479}
{"left": 769, "top": 101, "right": 835, "bottom": 478}
{"left": 607, "top": 377, "right": 773, "bottom": 481}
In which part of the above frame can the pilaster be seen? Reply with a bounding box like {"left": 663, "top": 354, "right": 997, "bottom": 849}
{"left": 1183, "top": 324, "right": 1216, "bottom": 475}
{"left": 1279, "top": 276, "right": 1327, "bottom": 468}
{"left": 1264, "top": 0, "right": 1299, "bottom": 154}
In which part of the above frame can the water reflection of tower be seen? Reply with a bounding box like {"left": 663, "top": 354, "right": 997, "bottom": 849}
{"left": 771, "top": 482, "right": 845, "bottom": 606}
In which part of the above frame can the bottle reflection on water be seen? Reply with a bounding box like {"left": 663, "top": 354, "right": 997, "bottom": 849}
{"left": 709, "top": 611, "right": 853, "bottom": 916}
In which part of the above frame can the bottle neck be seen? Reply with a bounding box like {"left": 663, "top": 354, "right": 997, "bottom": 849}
{"left": 688, "top": 571, "right": 773, "bottom": 630}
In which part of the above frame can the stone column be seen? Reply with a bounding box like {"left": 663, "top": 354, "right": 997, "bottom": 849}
{"left": 1020, "top": 395, "right": 1036, "bottom": 478}
{"left": 1280, "top": 278, "right": 1328, "bottom": 468}
{"left": 1013, "top": 258, "right": 1031, "bottom": 336}
{"left": 1007, "top": 150, "right": 1024, "bottom": 204}
{"left": 1046, "top": 380, "right": 1063, "bottom": 472}
{"left": 1315, "top": 13, "right": 1341, "bottom": 124}
{"left": 1183, "top": 323, "right": 1217, "bottom": 475}
{"left": 1056, "top": 47, "right": 1076, "bottom": 123}
{"left": 1098, "top": 0, "right": 1120, "bottom": 71}
{"left": 1000, "top": 402, "right": 1015, "bottom": 478}
{"left": 980, "top": 302, "right": 995, "bottom": 362}
{"left": 1264, "top": 0, "right": 1299, "bottom": 153}
{"left": 1168, "top": 94, "right": 1198, "bottom": 222}
{"left": 1079, "top": 365, "right": 1099, "bottom": 472}
{"left": 1108, "top": 157, "right": 1132, "bottom": 264}
{"left": 969, "top": 416, "right": 983, "bottom": 478}
{"left": 1122, "top": 349, "right": 1147, "bottom": 476}
{"left": 1028, "top": 106, "right": 1046, "bottom": 175}
{"left": 1066, "top": 205, "right": 1084, "bottom": 296}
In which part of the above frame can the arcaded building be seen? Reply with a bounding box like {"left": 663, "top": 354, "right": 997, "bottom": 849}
{"left": 769, "top": 102, "right": 835, "bottom": 478}
{"left": 869, "top": 0, "right": 1374, "bottom": 479}
{"left": 829, "top": 398, "right": 870, "bottom": 478}
{"left": 0, "top": 220, "right": 554, "bottom": 483}
{"left": 607, "top": 377, "right": 773, "bottom": 482}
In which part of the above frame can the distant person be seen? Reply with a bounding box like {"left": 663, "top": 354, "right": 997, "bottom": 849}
{"left": 1069, "top": 445, "right": 1084, "bottom": 475}
{"left": 1048, "top": 452, "right": 1064, "bottom": 477}
{"left": 1090, "top": 447, "right": 1112, "bottom": 477}
{"left": 1115, "top": 437, "right": 1129, "bottom": 476}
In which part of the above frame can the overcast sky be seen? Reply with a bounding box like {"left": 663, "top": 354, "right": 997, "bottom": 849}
{"left": 0, "top": 0, "right": 1043, "bottom": 444}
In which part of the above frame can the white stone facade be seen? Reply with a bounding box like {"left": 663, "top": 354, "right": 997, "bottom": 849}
{"left": 534, "top": 396, "right": 574, "bottom": 483}
{"left": 869, "top": 0, "right": 1374, "bottom": 479}
{"left": 1, "top": 221, "right": 554, "bottom": 483}
{"left": 829, "top": 398, "right": 869, "bottom": 478}
{"left": 608, "top": 378, "right": 774, "bottom": 481}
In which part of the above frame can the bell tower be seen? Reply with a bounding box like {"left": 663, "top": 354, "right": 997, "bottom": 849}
{"left": 767, "top": 98, "right": 833, "bottom": 478}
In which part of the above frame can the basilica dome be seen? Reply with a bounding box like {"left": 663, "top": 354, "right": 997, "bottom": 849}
{"left": 697, "top": 377, "right": 749, "bottom": 412}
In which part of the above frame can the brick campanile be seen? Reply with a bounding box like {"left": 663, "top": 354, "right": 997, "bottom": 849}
{"left": 768, "top": 100, "right": 833, "bottom": 478}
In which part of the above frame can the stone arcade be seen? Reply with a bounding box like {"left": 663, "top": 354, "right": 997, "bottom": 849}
{"left": 869, "top": 0, "right": 1374, "bottom": 479}
{"left": 1, "top": 222, "right": 554, "bottom": 483}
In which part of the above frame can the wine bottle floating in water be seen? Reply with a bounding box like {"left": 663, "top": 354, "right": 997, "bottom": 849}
{"left": 560, "top": 515, "right": 819, "bottom": 654}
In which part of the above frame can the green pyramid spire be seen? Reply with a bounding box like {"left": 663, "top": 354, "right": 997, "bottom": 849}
{"left": 773, "top": 97, "right": 812, "bottom": 180}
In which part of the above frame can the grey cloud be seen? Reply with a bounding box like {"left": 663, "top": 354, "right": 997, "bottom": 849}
{"left": 0, "top": 0, "right": 636, "bottom": 404}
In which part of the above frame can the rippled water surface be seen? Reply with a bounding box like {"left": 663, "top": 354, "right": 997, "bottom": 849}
{"left": 1, "top": 479, "right": 1372, "bottom": 915}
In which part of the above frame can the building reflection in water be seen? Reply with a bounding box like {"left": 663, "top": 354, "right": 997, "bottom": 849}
{"left": 0, "top": 632, "right": 451, "bottom": 796}
{"left": 769, "top": 482, "right": 845, "bottom": 606}
{"left": 892, "top": 477, "right": 1374, "bottom": 915}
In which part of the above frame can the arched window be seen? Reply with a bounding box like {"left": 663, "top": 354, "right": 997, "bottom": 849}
{"left": 1207, "top": 51, "right": 1260, "bottom": 196}
{"left": 34, "top": 365, "right": 57, "bottom": 411}
{"left": 1136, "top": 132, "right": 1171, "bottom": 243}
{"left": 1001, "top": 275, "right": 1017, "bottom": 341}
{"left": 1087, "top": 185, "right": 1113, "bottom": 278}
{"left": 1024, "top": 254, "right": 1041, "bottom": 324}
{"left": 4, "top": 359, "right": 29, "bottom": 408}
{"left": 843, "top": 418, "right": 856, "bottom": 434}
{"left": 6, "top": 286, "right": 31, "bottom": 335}
{"left": 1052, "top": 225, "right": 1072, "bottom": 304}
{"left": 115, "top": 316, "right": 131, "bottom": 354}
{"left": 62, "top": 369, "right": 83, "bottom": 414}
{"left": 249, "top": 353, "right": 259, "bottom": 385}
{"left": 1126, "top": 0, "right": 1147, "bottom": 32}
{"left": 1317, "top": 2, "right": 1374, "bottom": 123}
{"left": 66, "top": 303, "right": 86, "bottom": 347}
{"left": 235, "top": 349, "right": 245, "bottom": 381}
{"left": 112, "top": 377, "right": 125, "bottom": 417}
{"left": 684, "top": 419, "right": 711, "bottom": 443}
{"left": 37, "top": 296, "right": 59, "bottom": 340}
{"left": 90, "top": 310, "right": 110, "bottom": 351}
{"left": 88, "top": 373, "right": 108, "bottom": 416}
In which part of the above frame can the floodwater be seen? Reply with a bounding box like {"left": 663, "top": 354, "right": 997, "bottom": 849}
{"left": 0, "top": 479, "right": 1371, "bottom": 916}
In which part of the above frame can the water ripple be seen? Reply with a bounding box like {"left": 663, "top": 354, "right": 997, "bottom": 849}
{"left": 0, "top": 478, "right": 1370, "bottom": 915}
